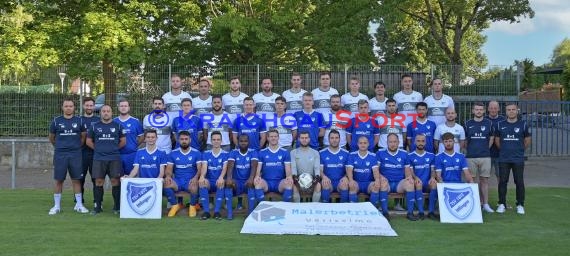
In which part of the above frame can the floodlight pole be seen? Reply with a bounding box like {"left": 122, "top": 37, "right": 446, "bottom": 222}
{"left": 58, "top": 72, "right": 67, "bottom": 94}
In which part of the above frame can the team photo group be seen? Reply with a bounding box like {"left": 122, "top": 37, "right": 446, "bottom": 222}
{"left": 48, "top": 71, "right": 531, "bottom": 222}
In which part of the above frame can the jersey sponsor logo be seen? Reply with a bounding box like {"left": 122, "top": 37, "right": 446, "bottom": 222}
{"left": 260, "top": 103, "right": 274, "bottom": 112}
{"left": 402, "top": 103, "right": 415, "bottom": 111}
{"left": 229, "top": 105, "right": 242, "bottom": 114}
{"left": 126, "top": 181, "right": 158, "bottom": 215}
{"left": 318, "top": 99, "right": 330, "bottom": 108}
{"left": 289, "top": 101, "right": 302, "bottom": 110}
{"left": 431, "top": 107, "right": 444, "bottom": 116}
{"left": 443, "top": 186, "right": 475, "bottom": 220}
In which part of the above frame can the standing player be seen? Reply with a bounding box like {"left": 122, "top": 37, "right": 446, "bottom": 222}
{"left": 203, "top": 95, "right": 234, "bottom": 152}
{"left": 406, "top": 102, "right": 437, "bottom": 153}
{"left": 346, "top": 100, "right": 379, "bottom": 152}
{"left": 232, "top": 97, "right": 267, "bottom": 150}
{"left": 48, "top": 99, "right": 89, "bottom": 215}
{"left": 320, "top": 130, "right": 350, "bottom": 203}
{"left": 393, "top": 74, "right": 423, "bottom": 127}
{"left": 254, "top": 129, "right": 294, "bottom": 202}
{"left": 143, "top": 97, "right": 175, "bottom": 154}
{"left": 341, "top": 76, "right": 369, "bottom": 117}
{"left": 266, "top": 96, "right": 297, "bottom": 150}
{"left": 282, "top": 72, "right": 307, "bottom": 114}
{"left": 312, "top": 71, "right": 339, "bottom": 116}
{"left": 369, "top": 81, "right": 388, "bottom": 115}
{"left": 163, "top": 131, "right": 203, "bottom": 217}
{"left": 192, "top": 78, "right": 213, "bottom": 116}
{"left": 377, "top": 134, "right": 418, "bottom": 221}
{"left": 323, "top": 95, "right": 349, "bottom": 149}
{"left": 126, "top": 130, "right": 168, "bottom": 179}
{"left": 486, "top": 100, "right": 506, "bottom": 179}
{"left": 407, "top": 134, "right": 437, "bottom": 220}
{"left": 86, "top": 105, "right": 126, "bottom": 215}
{"left": 114, "top": 99, "right": 144, "bottom": 176}
{"left": 435, "top": 132, "right": 474, "bottom": 184}
{"left": 434, "top": 108, "right": 465, "bottom": 154}
{"left": 465, "top": 102, "right": 495, "bottom": 213}
{"left": 222, "top": 76, "right": 249, "bottom": 120}
{"left": 294, "top": 92, "right": 326, "bottom": 150}
{"left": 291, "top": 131, "right": 321, "bottom": 202}
{"left": 198, "top": 131, "right": 230, "bottom": 220}
{"left": 377, "top": 99, "right": 406, "bottom": 150}
{"left": 253, "top": 77, "right": 280, "bottom": 119}
{"left": 494, "top": 103, "right": 531, "bottom": 215}
{"left": 162, "top": 74, "right": 192, "bottom": 117}
{"left": 424, "top": 78, "right": 455, "bottom": 126}
{"left": 226, "top": 135, "right": 258, "bottom": 215}
{"left": 80, "top": 97, "right": 99, "bottom": 205}
{"left": 172, "top": 98, "right": 203, "bottom": 150}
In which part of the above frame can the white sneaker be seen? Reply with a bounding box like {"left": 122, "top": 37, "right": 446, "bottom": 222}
{"left": 482, "top": 204, "right": 495, "bottom": 213}
{"left": 74, "top": 205, "right": 89, "bottom": 214}
{"left": 394, "top": 203, "right": 405, "bottom": 211}
{"left": 496, "top": 204, "right": 506, "bottom": 213}
{"left": 48, "top": 206, "right": 61, "bottom": 215}
{"left": 516, "top": 205, "right": 525, "bottom": 215}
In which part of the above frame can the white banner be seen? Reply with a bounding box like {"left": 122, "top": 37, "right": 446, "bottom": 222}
{"left": 437, "top": 183, "right": 483, "bottom": 223}
{"left": 120, "top": 178, "right": 163, "bottom": 219}
{"left": 241, "top": 202, "right": 397, "bottom": 236}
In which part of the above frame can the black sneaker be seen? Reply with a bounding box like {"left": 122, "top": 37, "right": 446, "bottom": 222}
{"left": 418, "top": 213, "right": 425, "bottom": 220}
{"left": 201, "top": 212, "right": 211, "bottom": 220}
{"left": 406, "top": 213, "right": 419, "bottom": 221}
{"left": 382, "top": 212, "right": 391, "bottom": 221}
{"left": 427, "top": 212, "right": 438, "bottom": 220}
{"left": 91, "top": 208, "right": 103, "bottom": 216}
{"left": 214, "top": 212, "right": 222, "bottom": 220}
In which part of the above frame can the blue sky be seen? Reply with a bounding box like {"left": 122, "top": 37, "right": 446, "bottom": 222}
{"left": 483, "top": 0, "right": 570, "bottom": 66}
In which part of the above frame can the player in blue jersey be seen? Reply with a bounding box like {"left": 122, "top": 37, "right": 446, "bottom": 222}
{"left": 486, "top": 100, "right": 506, "bottom": 179}
{"left": 86, "top": 105, "right": 126, "bottom": 215}
{"left": 127, "top": 130, "right": 168, "bottom": 179}
{"left": 232, "top": 97, "right": 267, "bottom": 150}
{"left": 319, "top": 130, "right": 350, "bottom": 203}
{"left": 407, "top": 134, "right": 437, "bottom": 220}
{"left": 294, "top": 92, "right": 326, "bottom": 150}
{"left": 172, "top": 98, "right": 204, "bottom": 150}
{"left": 48, "top": 99, "right": 88, "bottom": 215}
{"left": 345, "top": 100, "right": 379, "bottom": 152}
{"left": 198, "top": 131, "right": 230, "bottom": 220}
{"left": 377, "top": 133, "right": 418, "bottom": 221}
{"left": 114, "top": 99, "right": 144, "bottom": 176}
{"left": 254, "top": 129, "right": 294, "bottom": 202}
{"left": 435, "top": 132, "right": 474, "bottom": 184}
{"left": 79, "top": 97, "right": 98, "bottom": 205}
{"left": 163, "top": 131, "right": 203, "bottom": 217}
{"left": 346, "top": 136, "right": 389, "bottom": 219}
{"left": 226, "top": 134, "right": 259, "bottom": 215}
{"left": 406, "top": 102, "right": 436, "bottom": 153}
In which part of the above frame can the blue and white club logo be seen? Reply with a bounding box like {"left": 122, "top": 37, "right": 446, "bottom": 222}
{"left": 444, "top": 186, "right": 475, "bottom": 220}
{"left": 127, "top": 181, "right": 157, "bottom": 215}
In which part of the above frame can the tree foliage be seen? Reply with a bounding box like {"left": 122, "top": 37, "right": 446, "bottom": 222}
{"left": 550, "top": 38, "right": 570, "bottom": 67}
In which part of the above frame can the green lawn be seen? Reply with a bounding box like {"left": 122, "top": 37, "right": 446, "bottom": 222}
{"left": 1, "top": 188, "right": 569, "bottom": 256}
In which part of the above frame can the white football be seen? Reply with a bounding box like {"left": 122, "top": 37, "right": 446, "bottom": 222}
{"left": 298, "top": 173, "right": 314, "bottom": 189}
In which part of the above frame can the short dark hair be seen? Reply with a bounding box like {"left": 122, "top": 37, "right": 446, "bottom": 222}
{"left": 144, "top": 129, "right": 157, "bottom": 137}
{"left": 328, "top": 129, "right": 340, "bottom": 138}
{"left": 212, "top": 95, "right": 222, "bottom": 101}
{"left": 267, "top": 128, "right": 279, "bottom": 136}
{"left": 374, "top": 81, "right": 385, "bottom": 89}
{"left": 62, "top": 98, "right": 75, "bottom": 106}
{"left": 152, "top": 96, "right": 164, "bottom": 104}
{"left": 211, "top": 131, "right": 222, "bottom": 140}
{"left": 178, "top": 130, "right": 191, "bottom": 138}
{"left": 330, "top": 94, "right": 341, "bottom": 100}
{"left": 386, "top": 99, "right": 397, "bottom": 105}
{"left": 416, "top": 102, "right": 428, "bottom": 109}
{"left": 275, "top": 96, "right": 286, "bottom": 103}
{"left": 181, "top": 98, "right": 192, "bottom": 105}
{"left": 442, "top": 132, "right": 455, "bottom": 141}
{"left": 472, "top": 102, "right": 485, "bottom": 108}
{"left": 82, "top": 97, "right": 94, "bottom": 104}
{"left": 401, "top": 74, "right": 412, "bottom": 80}
{"left": 320, "top": 71, "right": 331, "bottom": 78}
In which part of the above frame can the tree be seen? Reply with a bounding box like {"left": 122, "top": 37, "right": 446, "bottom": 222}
{"left": 515, "top": 58, "right": 534, "bottom": 89}
{"left": 551, "top": 38, "right": 570, "bottom": 67}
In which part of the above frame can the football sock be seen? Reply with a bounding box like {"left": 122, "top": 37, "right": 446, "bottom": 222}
{"left": 416, "top": 190, "right": 425, "bottom": 214}
{"left": 94, "top": 186, "right": 104, "bottom": 209}
{"left": 379, "top": 191, "right": 389, "bottom": 214}
{"left": 199, "top": 187, "right": 210, "bottom": 213}
{"left": 214, "top": 189, "right": 224, "bottom": 213}
{"left": 283, "top": 188, "right": 293, "bottom": 202}
{"left": 225, "top": 188, "right": 233, "bottom": 218}
{"left": 190, "top": 194, "right": 199, "bottom": 205}
{"left": 370, "top": 192, "right": 380, "bottom": 206}
{"left": 339, "top": 189, "right": 349, "bottom": 203}
{"left": 54, "top": 193, "right": 62, "bottom": 208}
{"left": 406, "top": 191, "right": 415, "bottom": 214}
{"left": 74, "top": 193, "right": 83, "bottom": 207}
{"left": 255, "top": 188, "right": 265, "bottom": 201}
{"left": 349, "top": 193, "right": 358, "bottom": 203}
{"left": 312, "top": 191, "right": 321, "bottom": 203}
{"left": 429, "top": 189, "right": 437, "bottom": 213}
{"left": 164, "top": 188, "right": 177, "bottom": 205}
{"left": 321, "top": 188, "right": 331, "bottom": 203}
{"left": 112, "top": 185, "right": 120, "bottom": 210}
{"left": 247, "top": 188, "right": 256, "bottom": 214}
{"left": 237, "top": 197, "right": 243, "bottom": 207}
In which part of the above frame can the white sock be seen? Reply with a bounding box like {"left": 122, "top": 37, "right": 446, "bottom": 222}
{"left": 312, "top": 192, "right": 321, "bottom": 203}
{"left": 54, "top": 194, "right": 62, "bottom": 208}
{"left": 74, "top": 193, "right": 83, "bottom": 207}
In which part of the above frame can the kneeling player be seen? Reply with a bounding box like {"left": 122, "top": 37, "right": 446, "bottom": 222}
{"left": 226, "top": 134, "right": 258, "bottom": 215}
{"left": 198, "top": 131, "right": 229, "bottom": 220}
{"left": 407, "top": 134, "right": 437, "bottom": 220}
{"left": 164, "top": 131, "right": 202, "bottom": 217}
{"left": 320, "top": 130, "right": 350, "bottom": 202}
{"left": 254, "top": 129, "right": 294, "bottom": 202}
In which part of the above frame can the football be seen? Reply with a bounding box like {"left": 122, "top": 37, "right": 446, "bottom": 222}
{"left": 298, "top": 173, "right": 314, "bottom": 190}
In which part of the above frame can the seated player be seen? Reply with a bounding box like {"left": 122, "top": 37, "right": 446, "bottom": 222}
{"left": 377, "top": 133, "right": 418, "bottom": 221}
{"left": 320, "top": 130, "right": 350, "bottom": 203}
{"left": 254, "top": 129, "right": 294, "bottom": 202}
{"left": 198, "top": 131, "right": 230, "bottom": 220}
{"left": 346, "top": 136, "right": 389, "bottom": 219}
{"left": 127, "top": 130, "right": 168, "bottom": 179}
{"left": 226, "top": 134, "right": 258, "bottom": 215}
{"left": 407, "top": 134, "right": 437, "bottom": 220}
{"left": 163, "top": 131, "right": 203, "bottom": 217}
{"left": 291, "top": 131, "right": 321, "bottom": 202}
{"left": 435, "top": 132, "right": 474, "bottom": 184}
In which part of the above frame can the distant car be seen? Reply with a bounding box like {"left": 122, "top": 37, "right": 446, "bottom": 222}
{"left": 94, "top": 93, "right": 128, "bottom": 113}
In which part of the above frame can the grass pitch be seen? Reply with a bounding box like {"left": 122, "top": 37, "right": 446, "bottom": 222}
{"left": 0, "top": 188, "right": 568, "bottom": 256}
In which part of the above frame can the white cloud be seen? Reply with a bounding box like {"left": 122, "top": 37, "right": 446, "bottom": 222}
{"left": 487, "top": 0, "right": 570, "bottom": 35}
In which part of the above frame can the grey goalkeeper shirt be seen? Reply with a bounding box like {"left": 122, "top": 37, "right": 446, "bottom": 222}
{"left": 290, "top": 147, "right": 320, "bottom": 176}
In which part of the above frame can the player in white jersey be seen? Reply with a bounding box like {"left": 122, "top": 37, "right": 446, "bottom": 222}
{"left": 311, "top": 71, "right": 339, "bottom": 116}
{"left": 323, "top": 94, "right": 349, "bottom": 148}
{"left": 393, "top": 74, "right": 423, "bottom": 127}
{"left": 341, "top": 76, "right": 369, "bottom": 117}
{"left": 143, "top": 96, "right": 175, "bottom": 154}
{"left": 252, "top": 77, "right": 280, "bottom": 119}
{"left": 192, "top": 78, "right": 213, "bottom": 116}
{"left": 162, "top": 74, "right": 192, "bottom": 117}
{"left": 281, "top": 72, "right": 307, "bottom": 114}
{"left": 203, "top": 95, "right": 234, "bottom": 151}
{"left": 222, "top": 76, "right": 249, "bottom": 119}
{"left": 424, "top": 78, "right": 455, "bottom": 126}
{"left": 369, "top": 81, "right": 388, "bottom": 115}
{"left": 434, "top": 108, "right": 465, "bottom": 154}
{"left": 266, "top": 96, "right": 297, "bottom": 150}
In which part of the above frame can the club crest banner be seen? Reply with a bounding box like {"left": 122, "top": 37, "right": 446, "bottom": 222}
{"left": 437, "top": 183, "right": 483, "bottom": 223}
{"left": 120, "top": 178, "right": 163, "bottom": 219}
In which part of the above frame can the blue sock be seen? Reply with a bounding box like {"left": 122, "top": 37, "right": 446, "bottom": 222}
{"left": 416, "top": 190, "right": 425, "bottom": 214}
{"left": 214, "top": 188, "right": 224, "bottom": 213}
{"left": 283, "top": 188, "right": 293, "bottom": 202}
{"left": 164, "top": 188, "right": 177, "bottom": 205}
{"left": 428, "top": 190, "right": 437, "bottom": 213}
{"left": 406, "top": 191, "right": 416, "bottom": 214}
{"left": 225, "top": 188, "right": 233, "bottom": 219}
{"left": 340, "top": 189, "right": 349, "bottom": 203}
{"left": 199, "top": 187, "right": 210, "bottom": 213}
{"left": 321, "top": 188, "right": 331, "bottom": 203}
{"left": 190, "top": 194, "right": 199, "bottom": 205}
{"left": 370, "top": 192, "right": 379, "bottom": 206}
{"left": 379, "top": 191, "right": 389, "bottom": 214}
{"left": 349, "top": 193, "right": 358, "bottom": 203}
{"left": 255, "top": 188, "right": 265, "bottom": 201}
{"left": 247, "top": 188, "right": 256, "bottom": 214}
